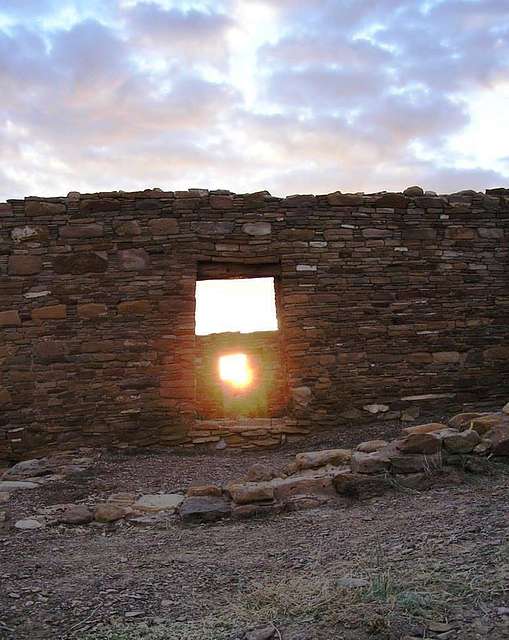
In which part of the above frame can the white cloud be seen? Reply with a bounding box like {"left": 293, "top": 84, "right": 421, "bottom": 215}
{"left": 0, "top": 0, "right": 507, "bottom": 200}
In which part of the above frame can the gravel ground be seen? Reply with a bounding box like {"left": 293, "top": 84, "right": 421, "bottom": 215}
{"left": 1, "top": 419, "right": 508, "bottom": 640}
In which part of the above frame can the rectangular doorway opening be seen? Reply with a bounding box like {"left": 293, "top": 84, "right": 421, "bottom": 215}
{"left": 194, "top": 262, "right": 287, "bottom": 419}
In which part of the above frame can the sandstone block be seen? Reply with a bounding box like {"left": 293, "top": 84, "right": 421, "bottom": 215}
{"left": 270, "top": 475, "right": 334, "bottom": 500}
{"left": 135, "top": 199, "right": 161, "bottom": 210}
{"left": 0, "top": 311, "right": 21, "bottom": 327}
{"left": 118, "top": 248, "right": 150, "bottom": 271}
{"left": 0, "top": 389, "right": 12, "bottom": 407}
{"left": 291, "top": 386, "right": 312, "bottom": 407}
{"left": 242, "top": 222, "right": 271, "bottom": 236}
{"left": 149, "top": 218, "right": 179, "bottom": 235}
{"left": 390, "top": 453, "right": 441, "bottom": 474}
{"left": 432, "top": 351, "right": 460, "bottom": 364}
{"left": 333, "top": 472, "right": 392, "bottom": 499}
{"left": 503, "top": 402, "right": 509, "bottom": 415}
{"left": 403, "top": 186, "right": 424, "bottom": 197}
{"left": 398, "top": 432, "right": 442, "bottom": 455}
{"left": 54, "top": 252, "right": 107, "bottom": 274}
{"left": 133, "top": 494, "right": 184, "bottom": 512}
{"left": 94, "top": 503, "right": 127, "bottom": 522}
{"left": 350, "top": 451, "right": 390, "bottom": 474}
{"left": 295, "top": 449, "right": 351, "bottom": 470}
{"left": 11, "top": 226, "right": 49, "bottom": 243}
{"left": 59, "top": 224, "right": 103, "bottom": 239}
{"left": 187, "top": 484, "right": 222, "bottom": 497}
{"left": 114, "top": 220, "right": 141, "bottom": 236}
{"left": 446, "top": 226, "right": 476, "bottom": 240}
{"left": 117, "top": 300, "right": 151, "bottom": 315}
{"left": 327, "top": 192, "right": 363, "bottom": 206}
{"left": 57, "top": 505, "right": 93, "bottom": 525}
{"left": 441, "top": 429, "right": 481, "bottom": 454}
{"left": 227, "top": 482, "right": 274, "bottom": 505}
{"left": 77, "top": 303, "right": 107, "bottom": 319}
{"left": 362, "top": 228, "right": 393, "bottom": 239}
{"left": 375, "top": 193, "right": 409, "bottom": 208}
{"left": 32, "top": 305, "right": 67, "bottom": 320}
{"left": 483, "top": 345, "right": 509, "bottom": 361}
{"left": 402, "top": 422, "right": 448, "bottom": 435}
{"left": 246, "top": 464, "right": 279, "bottom": 482}
{"left": 210, "top": 195, "right": 233, "bottom": 209}
{"left": 80, "top": 199, "right": 119, "bottom": 213}
{"left": 25, "top": 201, "right": 66, "bottom": 216}
{"left": 178, "top": 496, "right": 231, "bottom": 523}
{"left": 357, "top": 440, "right": 388, "bottom": 453}
{"left": 8, "top": 255, "right": 42, "bottom": 275}
{"left": 34, "top": 340, "right": 68, "bottom": 363}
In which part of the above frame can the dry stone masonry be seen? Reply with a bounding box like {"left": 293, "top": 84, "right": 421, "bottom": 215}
{"left": 1, "top": 186, "right": 509, "bottom": 461}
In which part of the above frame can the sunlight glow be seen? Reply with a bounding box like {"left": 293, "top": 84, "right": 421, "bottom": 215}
{"left": 218, "top": 353, "right": 253, "bottom": 389}
{"left": 195, "top": 277, "right": 278, "bottom": 335}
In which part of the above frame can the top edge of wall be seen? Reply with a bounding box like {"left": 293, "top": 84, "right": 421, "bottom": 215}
{"left": 2, "top": 185, "right": 509, "bottom": 207}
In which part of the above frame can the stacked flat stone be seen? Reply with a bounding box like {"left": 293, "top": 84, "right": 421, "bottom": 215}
{"left": 0, "top": 187, "right": 508, "bottom": 460}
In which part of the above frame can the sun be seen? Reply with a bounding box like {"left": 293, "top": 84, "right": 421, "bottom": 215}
{"left": 218, "top": 353, "right": 253, "bottom": 389}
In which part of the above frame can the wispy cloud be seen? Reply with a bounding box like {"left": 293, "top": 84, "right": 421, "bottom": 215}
{"left": 0, "top": 0, "right": 507, "bottom": 200}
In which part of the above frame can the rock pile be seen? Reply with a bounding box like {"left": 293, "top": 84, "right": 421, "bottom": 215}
{"left": 2, "top": 404, "right": 508, "bottom": 530}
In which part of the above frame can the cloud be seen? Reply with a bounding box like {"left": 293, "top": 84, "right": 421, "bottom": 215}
{"left": 0, "top": 0, "right": 507, "bottom": 200}
{"left": 124, "top": 2, "right": 234, "bottom": 64}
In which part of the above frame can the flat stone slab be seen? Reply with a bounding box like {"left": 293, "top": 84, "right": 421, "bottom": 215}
{"left": 0, "top": 481, "right": 39, "bottom": 491}
{"left": 178, "top": 496, "right": 231, "bottom": 523}
{"left": 15, "top": 518, "right": 44, "bottom": 530}
{"left": 133, "top": 494, "right": 184, "bottom": 513}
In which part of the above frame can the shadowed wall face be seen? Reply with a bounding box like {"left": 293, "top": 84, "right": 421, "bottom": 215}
{"left": 1, "top": 187, "right": 508, "bottom": 460}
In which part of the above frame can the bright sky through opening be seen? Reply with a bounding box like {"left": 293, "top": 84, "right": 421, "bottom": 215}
{"left": 195, "top": 277, "right": 278, "bottom": 335}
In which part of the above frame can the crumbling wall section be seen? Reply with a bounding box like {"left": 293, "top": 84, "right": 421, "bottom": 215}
{"left": 1, "top": 187, "right": 508, "bottom": 460}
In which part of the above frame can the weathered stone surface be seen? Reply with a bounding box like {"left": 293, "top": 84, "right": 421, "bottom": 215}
{"left": 77, "top": 303, "right": 107, "bottom": 319}
{"left": 327, "top": 192, "right": 363, "bottom": 206}
{"left": 0, "top": 481, "right": 38, "bottom": 491}
{"left": 12, "top": 226, "right": 49, "bottom": 243}
{"left": 246, "top": 464, "right": 279, "bottom": 482}
{"left": 449, "top": 412, "right": 487, "bottom": 430}
{"left": 118, "top": 300, "right": 151, "bottom": 315}
{"left": 402, "top": 422, "right": 448, "bottom": 435}
{"left": 295, "top": 449, "right": 351, "bottom": 470}
{"left": 15, "top": 518, "right": 44, "bottom": 530}
{"left": 390, "top": 453, "right": 442, "bottom": 474}
{"left": 114, "top": 220, "right": 141, "bottom": 236}
{"left": 94, "top": 504, "right": 127, "bottom": 522}
{"left": 291, "top": 386, "right": 312, "bottom": 407}
{"left": 54, "top": 252, "right": 107, "bottom": 274}
{"left": 245, "top": 624, "right": 277, "bottom": 640}
{"left": 118, "top": 248, "right": 151, "bottom": 271}
{"left": 32, "top": 305, "right": 67, "bottom": 320}
{"left": 356, "top": 440, "right": 388, "bottom": 453}
{"left": 1, "top": 187, "right": 508, "bottom": 461}
{"left": 57, "top": 505, "right": 93, "bottom": 525}
{"left": 0, "top": 311, "right": 21, "bottom": 327}
{"left": 398, "top": 432, "right": 442, "bottom": 455}
{"left": 133, "top": 494, "right": 184, "bottom": 512}
{"left": 8, "top": 255, "right": 42, "bottom": 275}
{"left": 0, "top": 389, "right": 12, "bottom": 406}
{"left": 149, "top": 218, "right": 179, "bottom": 235}
{"left": 467, "top": 414, "right": 505, "bottom": 435}
{"left": 441, "top": 429, "right": 481, "bottom": 454}
{"left": 187, "top": 484, "right": 222, "bottom": 497}
{"left": 270, "top": 475, "right": 334, "bottom": 500}
{"left": 227, "top": 482, "right": 274, "bottom": 505}
{"left": 242, "top": 222, "right": 271, "bottom": 236}
{"left": 333, "top": 472, "right": 392, "bottom": 498}
{"left": 363, "top": 403, "right": 389, "bottom": 414}
{"left": 178, "top": 496, "right": 231, "bottom": 523}
{"left": 403, "top": 186, "right": 424, "bottom": 197}
{"left": 350, "top": 451, "right": 390, "bottom": 475}
{"left": 484, "top": 418, "right": 509, "bottom": 456}
{"left": 502, "top": 402, "right": 509, "bottom": 415}
{"left": 25, "top": 201, "right": 66, "bottom": 216}
{"left": 60, "top": 224, "right": 103, "bottom": 239}
{"left": 2, "top": 458, "right": 51, "bottom": 480}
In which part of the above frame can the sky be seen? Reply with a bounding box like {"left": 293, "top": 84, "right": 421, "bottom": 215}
{"left": 195, "top": 277, "right": 278, "bottom": 334}
{"left": 0, "top": 0, "right": 508, "bottom": 201}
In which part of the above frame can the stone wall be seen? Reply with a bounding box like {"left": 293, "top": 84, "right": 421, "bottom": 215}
{"left": 1, "top": 186, "right": 508, "bottom": 461}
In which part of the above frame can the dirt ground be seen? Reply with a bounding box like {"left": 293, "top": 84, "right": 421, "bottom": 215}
{"left": 1, "top": 420, "right": 508, "bottom": 640}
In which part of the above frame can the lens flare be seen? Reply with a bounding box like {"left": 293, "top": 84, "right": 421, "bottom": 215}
{"left": 219, "top": 353, "right": 253, "bottom": 389}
